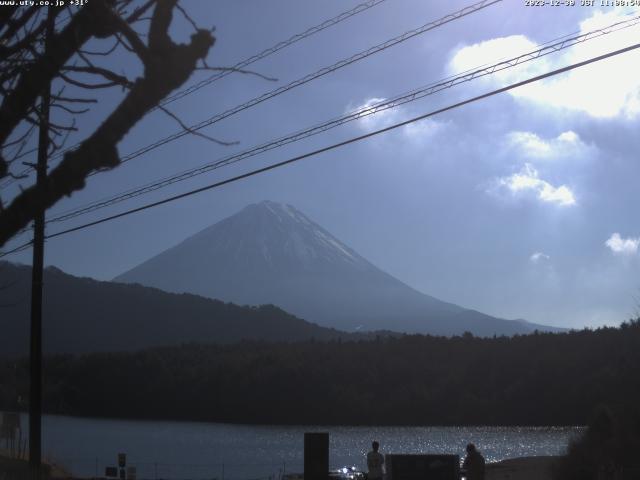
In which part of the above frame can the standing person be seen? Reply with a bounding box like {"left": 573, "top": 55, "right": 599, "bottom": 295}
{"left": 366, "top": 441, "right": 384, "bottom": 480}
{"left": 462, "top": 443, "right": 485, "bottom": 480}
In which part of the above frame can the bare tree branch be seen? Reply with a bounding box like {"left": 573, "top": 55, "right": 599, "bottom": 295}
{"left": 2, "top": 124, "right": 36, "bottom": 149}
{"left": 158, "top": 106, "right": 238, "bottom": 146}
{"left": 197, "top": 64, "right": 278, "bottom": 82}
{"left": 0, "top": 0, "right": 118, "bottom": 151}
{"left": 126, "top": 0, "right": 157, "bottom": 23}
{"left": 51, "top": 104, "right": 91, "bottom": 115}
{"left": 0, "top": 0, "right": 215, "bottom": 246}
{"left": 175, "top": 2, "right": 198, "bottom": 32}
{"left": 51, "top": 95, "right": 98, "bottom": 104}
{"left": 115, "top": 23, "right": 149, "bottom": 60}
{"left": 60, "top": 66, "right": 134, "bottom": 88}
{"left": 79, "top": 39, "right": 119, "bottom": 57}
{"left": 0, "top": 6, "right": 37, "bottom": 44}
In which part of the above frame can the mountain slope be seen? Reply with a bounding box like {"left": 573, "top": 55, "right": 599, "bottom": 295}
{"left": 115, "top": 201, "right": 559, "bottom": 336}
{"left": 0, "top": 261, "right": 355, "bottom": 357}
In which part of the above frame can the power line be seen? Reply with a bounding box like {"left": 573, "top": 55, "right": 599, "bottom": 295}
{"left": 0, "top": 0, "right": 389, "bottom": 189}
{"left": 158, "top": 0, "right": 390, "bottom": 108}
{"left": 104, "top": 0, "right": 502, "bottom": 168}
{"left": 44, "top": 14, "right": 640, "bottom": 225}
{"left": 1, "top": 0, "right": 502, "bottom": 191}
{"left": 0, "top": 240, "right": 34, "bottom": 258}
{"left": 0, "top": 39, "right": 633, "bottom": 258}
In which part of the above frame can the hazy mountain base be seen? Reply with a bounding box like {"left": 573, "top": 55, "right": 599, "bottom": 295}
{"left": 1, "top": 321, "right": 638, "bottom": 425}
{"left": 0, "top": 260, "right": 560, "bottom": 357}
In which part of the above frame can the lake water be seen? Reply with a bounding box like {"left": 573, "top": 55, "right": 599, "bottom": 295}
{"left": 15, "top": 414, "right": 582, "bottom": 479}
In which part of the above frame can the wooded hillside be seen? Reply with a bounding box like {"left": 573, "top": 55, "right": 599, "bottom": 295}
{"left": 2, "top": 321, "right": 639, "bottom": 425}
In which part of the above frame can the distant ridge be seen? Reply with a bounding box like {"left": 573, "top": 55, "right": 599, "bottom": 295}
{"left": 115, "top": 201, "right": 563, "bottom": 336}
{"left": 0, "top": 261, "right": 358, "bottom": 357}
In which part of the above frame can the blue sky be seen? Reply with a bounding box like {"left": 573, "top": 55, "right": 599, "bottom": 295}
{"left": 3, "top": 0, "right": 640, "bottom": 329}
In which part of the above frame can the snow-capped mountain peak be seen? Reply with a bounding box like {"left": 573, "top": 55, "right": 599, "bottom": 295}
{"left": 114, "top": 201, "right": 556, "bottom": 336}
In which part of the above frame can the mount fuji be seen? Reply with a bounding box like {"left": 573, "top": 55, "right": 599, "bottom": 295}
{"left": 115, "top": 201, "right": 559, "bottom": 336}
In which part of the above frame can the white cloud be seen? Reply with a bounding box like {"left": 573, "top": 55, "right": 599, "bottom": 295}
{"left": 605, "top": 233, "right": 639, "bottom": 255}
{"left": 450, "top": 35, "right": 550, "bottom": 85}
{"left": 506, "top": 130, "right": 586, "bottom": 160}
{"left": 557, "top": 131, "right": 579, "bottom": 143}
{"left": 350, "top": 97, "right": 444, "bottom": 140}
{"left": 497, "top": 163, "right": 576, "bottom": 206}
{"left": 449, "top": 11, "right": 640, "bottom": 118}
{"left": 351, "top": 97, "right": 397, "bottom": 129}
{"left": 508, "top": 131, "right": 552, "bottom": 157}
{"left": 530, "top": 252, "right": 550, "bottom": 263}
{"left": 539, "top": 183, "right": 576, "bottom": 205}
{"left": 403, "top": 118, "right": 444, "bottom": 140}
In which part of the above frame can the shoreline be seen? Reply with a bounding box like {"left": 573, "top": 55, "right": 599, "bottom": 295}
{"left": 0, "top": 450, "right": 71, "bottom": 479}
{"left": 1, "top": 409, "right": 587, "bottom": 429}
{"left": 487, "top": 456, "right": 558, "bottom": 480}
{"left": 2, "top": 450, "right": 559, "bottom": 480}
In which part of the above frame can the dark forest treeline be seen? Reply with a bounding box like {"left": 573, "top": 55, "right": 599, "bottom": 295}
{"left": 1, "top": 321, "right": 640, "bottom": 425}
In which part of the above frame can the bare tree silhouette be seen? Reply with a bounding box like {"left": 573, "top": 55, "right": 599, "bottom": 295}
{"left": 0, "top": 0, "right": 222, "bottom": 247}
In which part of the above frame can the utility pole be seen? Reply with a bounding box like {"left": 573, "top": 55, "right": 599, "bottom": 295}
{"left": 29, "top": 6, "right": 54, "bottom": 477}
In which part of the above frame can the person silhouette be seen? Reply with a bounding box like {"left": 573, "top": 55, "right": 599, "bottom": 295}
{"left": 462, "top": 443, "right": 485, "bottom": 480}
{"left": 366, "top": 441, "right": 384, "bottom": 480}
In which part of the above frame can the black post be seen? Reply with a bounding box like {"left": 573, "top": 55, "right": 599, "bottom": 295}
{"left": 304, "top": 432, "right": 329, "bottom": 480}
{"left": 29, "top": 6, "right": 54, "bottom": 477}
